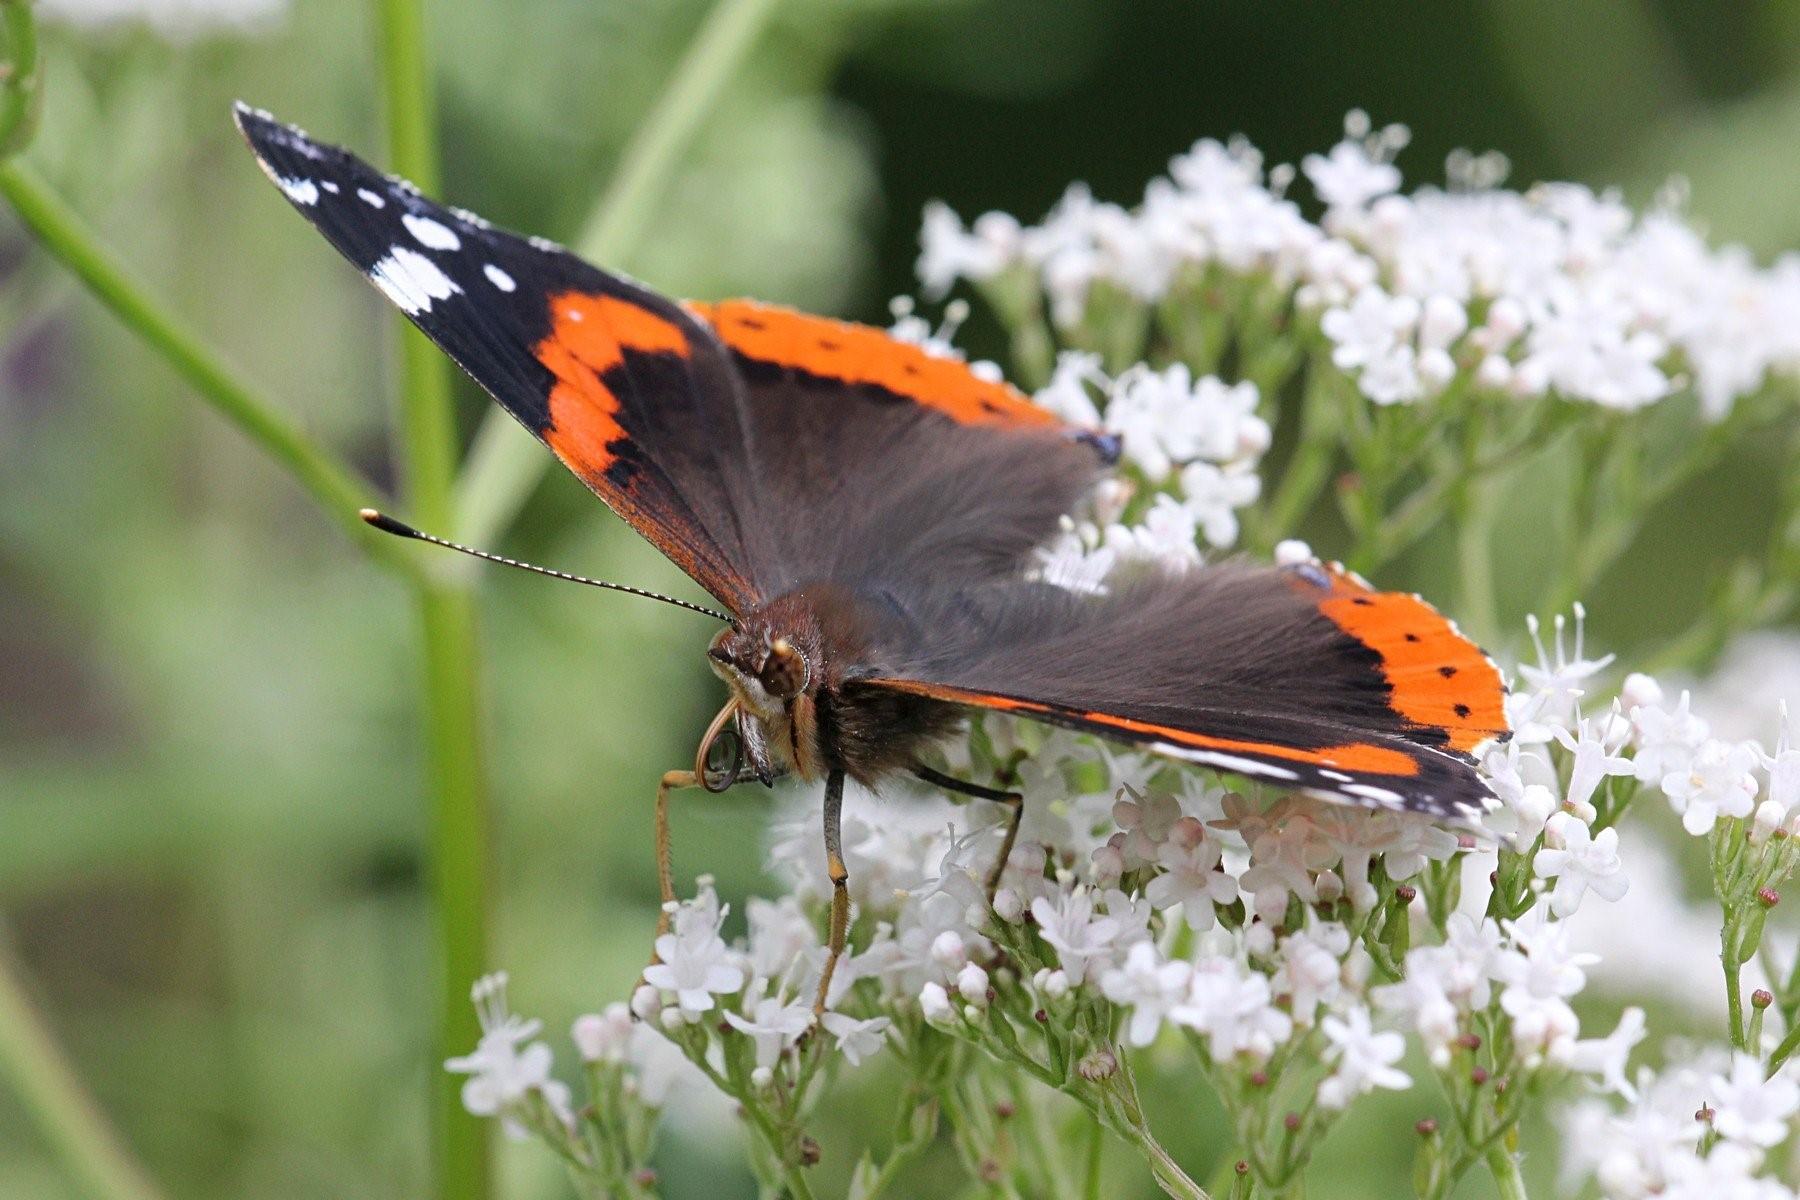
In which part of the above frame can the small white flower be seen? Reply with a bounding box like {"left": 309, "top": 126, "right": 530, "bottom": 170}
{"left": 1031, "top": 887, "right": 1125, "bottom": 984}
{"left": 1520, "top": 607, "right": 1616, "bottom": 730}
{"left": 1179, "top": 460, "right": 1261, "bottom": 548}
{"left": 920, "top": 981, "right": 955, "bottom": 1026}
{"left": 820, "top": 1013, "right": 892, "bottom": 1067}
{"left": 1709, "top": 1054, "right": 1800, "bottom": 1149}
{"left": 1143, "top": 816, "right": 1237, "bottom": 930}
{"left": 643, "top": 887, "right": 746, "bottom": 1017}
{"left": 916, "top": 201, "right": 1019, "bottom": 296}
{"left": 724, "top": 993, "right": 815, "bottom": 1071}
{"left": 1661, "top": 738, "right": 1760, "bottom": 836}
{"left": 444, "top": 973, "right": 573, "bottom": 1138}
{"left": 1271, "top": 920, "right": 1352, "bottom": 1025}
{"left": 1533, "top": 812, "right": 1629, "bottom": 917}
{"left": 571, "top": 1003, "right": 633, "bottom": 1065}
{"left": 1564, "top": 1006, "right": 1645, "bottom": 1098}
{"left": 1170, "top": 955, "right": 1293, "bottom": 1062}
{"left": 1304, "top": 139, "right": 1403, "bottom": 211}
{"left": 1100, "top": 941, "right": 1194, "bottom": 1047}
{"left": 1317, "top": 1006, "right": 1410, "bottom": 1109}
{"left": 1630, "top": 690, "right": 1710, "bottom": 784}
{"left": 956, "top": 962, "right": 991, "bottom": 1006}
{"left": 1498, "top": 905, "right": 1599, "bottom": 1011}
{"left": 1554, "top": 711, "right": 1636, "bottom": 822}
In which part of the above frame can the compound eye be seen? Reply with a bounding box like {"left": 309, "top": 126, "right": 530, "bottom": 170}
{"left": 759, "top": 637, "right": 808, "bottom": 699}
{"left": 700, "top": 724, "right": 743, "bottom": 793}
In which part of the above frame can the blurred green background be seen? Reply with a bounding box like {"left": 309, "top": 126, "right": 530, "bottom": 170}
{"left": 2, "top": 1, "right": 1798, "bottom": 1197}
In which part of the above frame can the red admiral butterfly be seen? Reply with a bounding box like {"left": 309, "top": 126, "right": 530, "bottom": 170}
{"left": 235, "top": 104, "right": 1508, "bottom": 1010}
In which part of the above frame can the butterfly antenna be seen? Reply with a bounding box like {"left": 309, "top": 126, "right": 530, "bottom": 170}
{"left": 359, "top": 509, "right": 731, "bottom": 622}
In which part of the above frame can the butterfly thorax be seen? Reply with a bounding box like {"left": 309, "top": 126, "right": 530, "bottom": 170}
{"left": 706, "top": 586, "right": 959, "bottom": 786}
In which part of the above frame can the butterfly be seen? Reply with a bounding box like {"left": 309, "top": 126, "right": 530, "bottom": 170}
{"left": 235, "top": 103, "right": 1508, "bottom": 1009}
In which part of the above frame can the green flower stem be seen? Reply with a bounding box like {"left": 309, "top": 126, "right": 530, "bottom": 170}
{"left": 374, "top": 5, "right": 494, "bottom": 1200}
{"left": 0, "top": 0, "right": 43, "bottom": 157}
{"left": 1483, "top": 1145, "right": 1530, "bottom": 1200}
{"left": 0, "top": 161, "right": 420, "bottom": 582}
{"left": 1766, "top": 1020, "right": 1800, "bottom": 1077}
{"left": 0, "top": 940, "right": 167, "bottom": 1200}
{"left": 451, "top": 0, "right": 783, "bottom": 546}
{"left": 1252, "top": 353, "right": 1340, "bottom": 550}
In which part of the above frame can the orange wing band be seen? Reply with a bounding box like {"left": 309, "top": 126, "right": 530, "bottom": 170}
{"left": 871, "top": 680, "right": 1422, "bottom": 778}
{"left": 1310, "top": 568, "right": 1507, "bottom": 754}
{"left": 535, "top": 290, "right": 691, "bottom": 477}
{"left": 691, "top": 299, "right": 1063, "bottom": 430}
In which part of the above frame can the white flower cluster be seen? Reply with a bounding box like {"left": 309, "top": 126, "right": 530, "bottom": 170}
{"left": 1030, "top": 353, "right": 1269, "bottom": 591}
{"left": 1564, "top": 1049, "right": 1800, "bottom": 1200}
{"left": 921, "top": 110, "right": 1800, "bottom": 417}
{"left": 451, "top": 605, "right": 1800, "bottom": 1196}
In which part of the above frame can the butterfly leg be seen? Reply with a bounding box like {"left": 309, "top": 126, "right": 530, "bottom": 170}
{"left": 812, "top": 768, "right": 849, "bottom": 1017}
{"left": 913, "top": 764, "right": 1024, "bottom": 903}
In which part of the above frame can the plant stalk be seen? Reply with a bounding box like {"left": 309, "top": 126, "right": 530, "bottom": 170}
{"left": 374, "top": 4, "right": 495, "bottom": 1200}
{"left": 0, "top": 940, "right": 168, "bottom": 1200}
{"left": 451, "top": 0, "right": 783, "bottom": 546}
{"left": 0, "top": 161, "right": 418, "bottom": 581}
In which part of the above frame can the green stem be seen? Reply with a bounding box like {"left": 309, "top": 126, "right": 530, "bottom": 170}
{"left": 375, "top": 5, "right": 494, "bottom": 1200}
{"left": 0, "top": 161, "right": 418, "bottom": 581}
{"left": 1725, "top": 929, "right": 1747, "bottom": 1051}
{"left": 1767, "top": 1020, "right": 1800, "bottom": 1077}
{"left": 1483, "top": 1145, "right": 1529, "bottom": 1200}
{"left": 452, "top": 0, "right": 783, "bottom": 546}
{"left": 1253, "top": 354, "right": 1339, "bottom": 550}
{"left": 1455, "top": 479, "right": 1500, "bottom": 645}
{"left": 0, "top": 940, "right": 167, "bottom": 1200}
{"left": 0, "top": 0, "right": 43, "bottom": 158}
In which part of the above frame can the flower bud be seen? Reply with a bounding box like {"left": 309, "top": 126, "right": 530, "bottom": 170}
{"left": 1752, "top": 800, "right": 1786, "bottom": 845}
{"left": 957, "top": 963, "right": 991, "bottom": 1006}
{"left": 1752, "top": 989, "right": 1774, "bottom": 1010}
{"left": 1514, "top": 784, "right": 1557, "bottom": 838}
{"left": 572, "top": 1004, "right": 632, "bottom": 1064}
{"left": 1315, "top": 868, "right": 1344, "bottom": 905}
{"left": 1542, "top": 810, "right": 1573, "bottom": 850}
{"left": 1040, "top": 969, "right": 1071, "bottom": 1001}
{"left": 751, "top": 1066, "right": 773, "bottom": 1089}
{"left": 1485, "top": 296, "right": 1526, "bottom": 341}
{"left": 630, "top": 984, "right": 662, "bottom": 1023}
{"left": 1620, "top": 673, "right": 1663, "bottom": 712}
{"left": 1077, "top": 1049, "right": 1118, "bottom": 1081}
{"left": 659, "top": 1006, "right": 686, "bottom": 1033}
{"left": 920, "top": 982, "right": 955, "bottom": 1026}
{"left": 1758, "top": 888, "right": 1781, "bottom": 909}
{"left": 1474, "top": 353, "right": 1511, "bottom": 390}
{"left": 1089, "top": 842, "right": 1125, "bottom": 887}
{"left": 992, "top": 888, "right": 1026, "bottom": 923}
{"left": 930, "top": 931, "right": 968, "bottom": 971}
{"left": 1419, "top": 294, "right": 1468, "bottom": 351}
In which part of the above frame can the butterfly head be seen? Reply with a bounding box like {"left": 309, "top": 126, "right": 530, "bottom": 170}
{"left": 707, "top": 621, "right": 815, "bottom": 721}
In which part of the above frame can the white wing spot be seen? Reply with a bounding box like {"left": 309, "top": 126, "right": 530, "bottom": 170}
{"left": 402, "top": 213, "right": 462, "bottom": 251}
{"left": 1344, "top": 783, "right": 1404, "bottom": 807}
{"left": 1320, "top": 769, "right": 1353, "bottom": 783}
{"left": 277, "top": 176, "right": 320, "bottom": 206}
{"left": 1176, "top": 748, "right": 1300, "bottom": 782}
{"left": 319, "top": 180, "right": 340, "bottom": 194}
{"left": 356, "top": 188, "right": 387, "bottom": 209}
{"left": 368, "top": 246, "right": 461, "bottom": 316}
{"left": 483, "top": 264, "right": 516, "bottom": 292}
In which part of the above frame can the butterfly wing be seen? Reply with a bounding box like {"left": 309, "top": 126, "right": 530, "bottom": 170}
{"left": 236, "top": 104, "right": 768, "bottom": 611}
{"left": 689, "top": 299, "right": 1118, "bottom": 597}
{"left": 859, "top": 561, "right": 1508, "bottom": 819}
{"left": 236, "top": 106, "right": 1116, "bottom": 611}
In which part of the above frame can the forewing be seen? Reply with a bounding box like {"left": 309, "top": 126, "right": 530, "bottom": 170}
{"left": 235, "top": 105, "right": 766, "bottom": 611}
{"left": 688, "top": 300, "right": 1119, "bottom": 596}
{"left": 860, "top": 561, "right": 1508, "bottom": 820}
